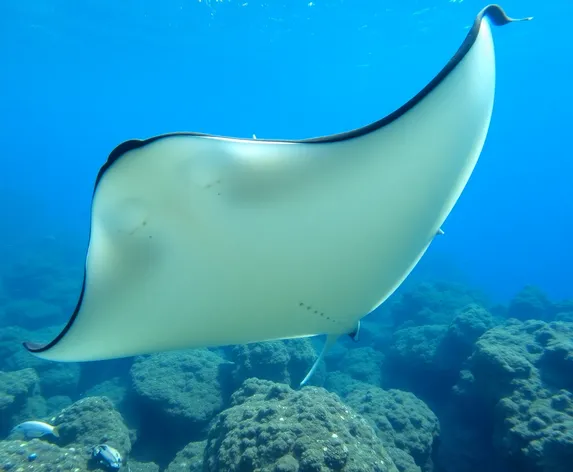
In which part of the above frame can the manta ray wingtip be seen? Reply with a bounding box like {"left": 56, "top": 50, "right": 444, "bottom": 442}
{"left": 23, "top": 341, "right": 42, "bottom": 353}
{"left": 481, "top": 4, "right": 533, "bottom": 25}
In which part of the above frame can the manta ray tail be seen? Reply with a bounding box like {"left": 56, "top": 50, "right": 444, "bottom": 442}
{"left": 300, "top": 319, "right": 362, "bottom": 387}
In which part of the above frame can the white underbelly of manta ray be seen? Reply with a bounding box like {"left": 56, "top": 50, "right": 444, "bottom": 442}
{"left": 23, "top": 4, "right": 531, "bottom": 387}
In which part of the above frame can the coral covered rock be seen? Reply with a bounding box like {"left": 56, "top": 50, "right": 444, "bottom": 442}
{"left": 324, "top": 371, "right": 371, "bottom": 399}
{"left": 53, "top": 396, "right": 132, "bottom": 459}
{"left": 0, "top": 439, "right": 86, "bottom": 472}
{"left": 205, "top": 378, "right": 398, "bottom": 472}
{"left": 129, "top": 460, "right": 161, "bottom": 472}
{"left": 166, "top": 441, "right": 206, "bottom": 472}
{"left": 554, "top": 299, "right": 573, "bottom": 323}
{"left": 230, "top": 338, "right": 323, "bottom": 387}
{"left": 495, "top": 387, "right": 573, "bottom": 472}
{"left": 0, "top": 368, "right": 40, "bottom": 435}
{"left": 444, "top": 304, "right": 497, "bottom": 352}
{"left": 344, "top": 386, "right": 439, "bottom": 471}
{"left": 84, "top": 377, "right": 127, "bottom": 408}
{"left": 388, "top": 282, "right": 487, "bottom": 328}
{"left": 455, "top": 319, "right": 573, "bottom": 471}
{"left": 1, "top": 326, "right": 81, "bottom": 397}
{"left": 508, "top": 286, "right": 553, "bottom": 321}
{"left": 128, "top": 347, "right": 232, "bottom": 464}
{"left": 383, "top": 304, "right": 498, "bottom": 401}
{"left": 331, "top": 346, "right": 384, "bottom": 386}
{"left": 388, "top": 325, "right": 447, "bottom": 372}
{"left": 130, "top": 349, "right": 231, "bottom": 432}
{"left": 0, "top": 396, "right": 132, "bottom": 472}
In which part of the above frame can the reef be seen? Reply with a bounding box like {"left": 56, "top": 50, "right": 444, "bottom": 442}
{"left": 229, "top": 338, "right": 324, "bottom": 388}
{"left": 0, "top": 368, "right": 40, "bottom": 436}
{"left": 1, "top": 247, "right": 572, "bottom": 472}
{"left": 344, "top": 386, "right": 440, "bottom": 472}
{"left": 454, "top": 319, "right": 573, "bottom": 471}
{"left": 204, "top": 378, "right": 398, "bottom": 472}
{"left": 0, "top": 396, "right": 133, "bottom": 472}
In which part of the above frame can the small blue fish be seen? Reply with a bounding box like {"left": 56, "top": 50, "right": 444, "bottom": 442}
{"left": 10, "top": 421, "right": 59, "bottom": 439}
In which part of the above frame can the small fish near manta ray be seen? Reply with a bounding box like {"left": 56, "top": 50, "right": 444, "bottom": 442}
{"left": 23, "top": 5, "right": 532, "bottom": 387}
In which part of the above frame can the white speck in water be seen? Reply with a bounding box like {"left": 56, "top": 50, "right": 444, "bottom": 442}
{"left": 331, "top": 433, "right": 338, "bottom": 438}
{"left": 323, "top": 447, "right": 328, "bottom": 451}
{"left": 279, "top": 417, "right": 285, "bottom": 421}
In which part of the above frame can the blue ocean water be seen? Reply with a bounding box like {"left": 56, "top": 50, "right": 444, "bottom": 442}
{"left": 0, "top": 1, "right": 572, "bottom": 472}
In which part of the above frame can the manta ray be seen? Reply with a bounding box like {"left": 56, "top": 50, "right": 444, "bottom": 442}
{"left": 24, "top": 5, "right": 531, "bottom": 386}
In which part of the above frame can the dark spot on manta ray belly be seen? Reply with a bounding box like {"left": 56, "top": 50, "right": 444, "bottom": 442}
{"left": 298, "top": 302, "right": 335, "bottom": 323}
{"left": 202, "top": 179, "right": 223, "bottom": 196}
{"left": 205, "top": 179, "right": 222, "bottom": 189}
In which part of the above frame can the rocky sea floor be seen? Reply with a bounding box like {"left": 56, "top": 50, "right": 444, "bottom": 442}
{"left": 1, "top": 262, "right": 572, "bottom": 472}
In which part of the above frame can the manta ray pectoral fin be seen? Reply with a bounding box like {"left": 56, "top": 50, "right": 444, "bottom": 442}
{"left": 22, "top": 5, "right": 531, "bottom": 365}
{"left": 300, "top": 334, "right": 339, "bottom": 388}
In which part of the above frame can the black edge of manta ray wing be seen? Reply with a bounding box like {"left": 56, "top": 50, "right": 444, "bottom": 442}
{"left": 300, "top": 4, "right": 532, "bottom": 143}
{"left": 21, "top": 134, "right": 211, "bottom": 355}
{"left": 23, "top": 4, "right": 531, "bottom": 356}
{"left": 23, "top": 273, "right": 87, "bottom": 352}
{"left": 61, "top": 4, "right": 534, "bottom": 185}
{"left": 95, "top": 133, "right": 213, "bottom": 187}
